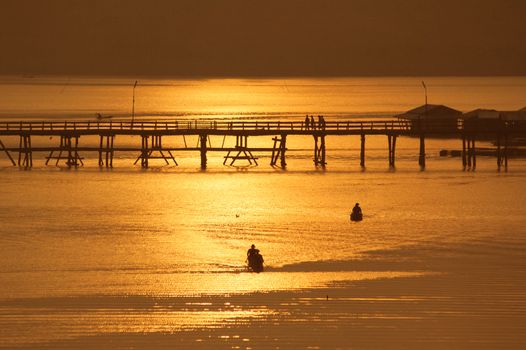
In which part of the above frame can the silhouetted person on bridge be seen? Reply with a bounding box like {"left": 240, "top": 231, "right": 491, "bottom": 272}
{"left": 318, "top": 115, "right": 326, "bottom": 130}
{"left": 305, "top": 115, "right": 310, "bottom": 130}
{"left": 310, "top": 116, "right": 316, "bottom": 130}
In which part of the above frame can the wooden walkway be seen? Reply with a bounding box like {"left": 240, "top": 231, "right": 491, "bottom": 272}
{"left": 1, "top": 119, "right": 525, "bottom": 170}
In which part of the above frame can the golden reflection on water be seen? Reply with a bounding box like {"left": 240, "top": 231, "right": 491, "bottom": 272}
{"left": 0, "top": 271, "right": 425, "bottom": 298}
{"left": 0, "top": 271, "right": 429, "bottom": 347}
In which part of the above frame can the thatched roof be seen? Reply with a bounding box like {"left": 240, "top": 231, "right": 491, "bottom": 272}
{"left": 397, "top": 104, "right": 462, "bottom": 120}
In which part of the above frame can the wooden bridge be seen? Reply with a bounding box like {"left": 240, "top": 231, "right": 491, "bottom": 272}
{"left": 0, "top": 118, "right": 525, "bottom": 170}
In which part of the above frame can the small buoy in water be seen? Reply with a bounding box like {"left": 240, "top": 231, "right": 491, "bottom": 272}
{"left": 236, "top": 214, "right": 240, "bottom": 218}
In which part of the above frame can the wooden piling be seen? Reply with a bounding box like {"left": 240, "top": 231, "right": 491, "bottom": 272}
{"left": 419, "top": 134, "right": 426, "bottom": 168}
{"left": 18, "top": 135, "right": 32, "bottom": 167}
{"left": 462, "top": 135, "right": 467, "bottom": 168}
{"left": 496, "top": 135, "right": 502, "bottom": 170}
{"left": 313, "top": 134, "right": 326, "bottom": 167}
{"left": 270, "top": 135, "right": 287, "bottom": 167}
{"left": 109, "top": 136, "right": 114, "bottom": 167}
{"left": 200, "top": 134, "right": 208, "bottom": 169}
{"left": 320, "top": 135, "right": 326, "bottom": 166}
{"left": 0, "top": 139, "right": 16, "bottom": 166}
{"left": 280, "top": 134, "right": 287, "bottom": 168}
{"left": 313, "top": 135, "right": 319, "bottom": 165}
{"left": 467, "top": 138, "right": 473, "bottom": 168}
{"left": 140, "top": 135, "right": 149, "bottom": 168}
{"left": 388, "top": 134, "right": 397, "bottom": 167}
{"left": 98, "top": 135, "right": 104, "bottom": 166}
{"left": 472, "top": 138, "right": 476, "bottom": 169}
{"left": 360, "top": 134, "right": 365, "bottom": 167}
{"left": 504, "top": 133, "right": 509, "bottom": 169}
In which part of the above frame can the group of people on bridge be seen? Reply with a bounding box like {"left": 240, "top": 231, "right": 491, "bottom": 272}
{"left": 304, "top": 115, "right": 326, "bottom": 130}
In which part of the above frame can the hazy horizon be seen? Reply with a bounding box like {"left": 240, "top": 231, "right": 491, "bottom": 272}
{"left": 1, "top": 0, "right": 526, "bottom": 77}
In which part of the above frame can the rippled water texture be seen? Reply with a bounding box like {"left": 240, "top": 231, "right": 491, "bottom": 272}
{"left": 0, "top": 77, "right": 525, "bottom": 348}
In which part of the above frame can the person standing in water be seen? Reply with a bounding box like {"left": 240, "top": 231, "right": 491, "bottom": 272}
{"left": 351, "top": 203, "right": 363, "bottom": 221}
{"left": 352, "top": 203, "right": 362, "bottom": 216}
{"left": 247, "top": 244, "right": 259, "bottom": 258}
{"left": 247, "top": 244, "right": 264, "bottom": 272}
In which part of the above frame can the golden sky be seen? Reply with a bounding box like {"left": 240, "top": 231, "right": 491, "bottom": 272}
{"left": 1, "top": 0, "right": 525, "bottom": 76}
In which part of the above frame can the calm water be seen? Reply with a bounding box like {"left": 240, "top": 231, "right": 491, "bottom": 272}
{"left": 1, "top": 77, "right": 525, "bottom": 348}
{"left": 0, "top": 76, "right": 525, "bottom": 119}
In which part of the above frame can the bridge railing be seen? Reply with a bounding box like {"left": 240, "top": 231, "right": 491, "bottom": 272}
{"left": 0, "top": 118, "right": 524, "bottom": 133}
{"left": 0, "top": 119, "right": 422, "bottom": 132}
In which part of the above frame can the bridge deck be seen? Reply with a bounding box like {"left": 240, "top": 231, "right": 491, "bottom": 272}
{"left": 0, "top": 119, "right": 523, "bottom": 136}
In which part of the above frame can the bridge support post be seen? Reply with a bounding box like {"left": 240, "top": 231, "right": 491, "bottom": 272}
{"left": 140, "top": 135, "right": 149, "bottom": 168}
{"left": 270, "top": 134, "right": 287, "bottom": 168}
{"left": 152, "top": 135, "right": 177, "bottom": 166}
{"left": 313, "top": 134, "right": 326, "bottom": 167}
{"left": 388, "top": 134, "right": 397, "bottom": 167}
{"left": 360, "top": 134, "right": 365, "bottom": 167}
{"left": 0, "top": 139, "right": 16, "bottom": 166}
{"left": 462, "top": 135, "right": 467, "bottom": 168}
{"left": 46, "top": 135, "right": 83, "bottom": 167}
{"left": 99, "top": 135, "right": 115, "bottom": 167}
{"left": 280, "top": 134, "right": 287, "bottom": 167}
{"left": 134, "top": 135, "right": 177, "bottom": 167}
{"left": 419, "top": 134, "right": 426, "bottom": 169}
{"left": 200, "top": 134, "right": 208, "bottom": 169}
{"left": 504, "top": 134, "right": 509, "bottom": 169}
{"left": 223, "top": 135, "right": 258, "bottom": 166}
{"left": 472, "top": 138, "right": 477, "bottom": 170}
{"left": 496, "top": 134, "right": 502, "bottom": 170}
{"left": 467, "top": 137, "right": 473, "bottom": 168}
{"left": 18, "top": 134, "right": 32, "bottom": 167}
